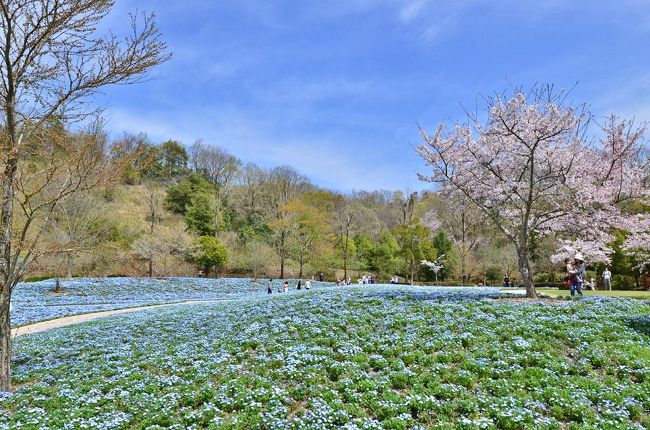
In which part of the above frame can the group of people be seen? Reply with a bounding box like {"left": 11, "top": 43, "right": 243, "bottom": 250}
{"left": 389, "top": 275, "right": 400, "bottom": 284}
{"left": 358, "top": 275, "right": 376, "bottom": 284}
{"left": 267, "top": 279, "right": 312, "bottom": 294}
{"left": 503, "top": 254, "right": 615, "bottom": 296}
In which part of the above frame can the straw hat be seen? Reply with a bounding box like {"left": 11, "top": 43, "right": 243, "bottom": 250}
{"left": 574, "top": 253, "right": 584, "bottom": 262}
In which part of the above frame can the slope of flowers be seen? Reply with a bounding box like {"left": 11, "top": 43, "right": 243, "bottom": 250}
{"left": 2, "top": 286, "right": 650, "bottom": 429}
{"left": 10, "top": 277, "right": 332, "bottom": 327}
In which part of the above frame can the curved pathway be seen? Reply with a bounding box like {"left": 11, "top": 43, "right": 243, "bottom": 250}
{"left": 12, "top": 300, "right": 226, "bottom": 338}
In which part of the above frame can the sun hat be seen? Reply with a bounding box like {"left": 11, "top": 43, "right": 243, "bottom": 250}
{"left": 574, "top": 253, "right": 584, "bottom": 261}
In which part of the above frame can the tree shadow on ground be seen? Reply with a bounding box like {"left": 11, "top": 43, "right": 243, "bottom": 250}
{"left": 624, "top": 315, "right": 650, "bottom": 338}
{"left": 360, "top": 289, "right": 506, "bottom": 303}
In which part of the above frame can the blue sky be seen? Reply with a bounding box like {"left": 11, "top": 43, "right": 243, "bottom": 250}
{"left": 98, "top": 0, "right": 650, "bottom": 191}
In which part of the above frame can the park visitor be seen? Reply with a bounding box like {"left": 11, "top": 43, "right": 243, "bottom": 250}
{"left": 503, "top": 274, "right": 510, "bottom": 288}
{"left": 319, "top": 273, "right": 324, "bottom": 281}
{"left": 267, "top": 279, "right": 273, "bottom": 294}
{"left": 305, "top": 280, "right": 312, "bottom": 290}
{"left": 564, "top": 258, "right": 575, "bottom": 287}
{"left": 602, "top": 267, "right": 612, "bottom": 291}
{"left": 297, "top": 280, "right": 302, "bottom": 290}
{"left": 283, "top": 281, "right": 289, "bottom": 293}
{"left": 570, "top": 254, "right": 586, "bottom": 297}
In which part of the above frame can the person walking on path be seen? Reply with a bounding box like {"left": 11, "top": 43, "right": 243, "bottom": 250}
{"left": 570, "top": 253, "right": 586, "bottom": 297}
{"left": 602, "top": 267, "right": 612, "bottom": 291}
{"left": 267, "top": 279, "right": 273, "bottom": 294}
{"left": 319, "top": 273, "right": 324, "bottom": 282}
{"left": 305, "top": 280, "right": 312, "bottom": 290}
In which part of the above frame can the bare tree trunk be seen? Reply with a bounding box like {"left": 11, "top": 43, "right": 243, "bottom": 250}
{"left": 54, "top": 277, "right": 61, "bottom": 293}
{"left": 65, "top": 252, "right": 73, "bottom": 279}
{"left": 410, "top": 261, "right": 415, "bottom": 286}
{"left": 299, "top": 254, "right": 304, "bottom": 279}
{"left": 517, "top": 248, "right": 537, "bottom": 299}
{"left": 148, "top": 259, "right": 153, "bottom": 278}
{"left": 0, "top": 286, "right": 11, "bottom": 391}
{"left": 343, "top": 227, "right": 349, "bottom": 281}
{"left": 280, "top": 257, "right": 285, "bottom": 279}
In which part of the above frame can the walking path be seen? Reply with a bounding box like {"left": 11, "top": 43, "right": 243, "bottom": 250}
{"left": 12, "top": 300, "right": 225, "bottom": 338}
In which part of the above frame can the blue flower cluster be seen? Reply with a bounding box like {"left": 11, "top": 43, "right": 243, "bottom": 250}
{"left": 11, "top": 277, "right": 332, "bottom": 327}
{"left": 1, "top": 284, "right": 648, "bottom": 429}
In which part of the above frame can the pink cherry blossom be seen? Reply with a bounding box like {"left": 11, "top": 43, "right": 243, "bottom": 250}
{"left": 417, "top": 87, "right": 649, "bottom": 297}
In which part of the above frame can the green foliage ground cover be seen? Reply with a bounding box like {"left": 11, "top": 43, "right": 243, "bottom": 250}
{"left": 2, "top": 285, "right": 650, "bottom": 429}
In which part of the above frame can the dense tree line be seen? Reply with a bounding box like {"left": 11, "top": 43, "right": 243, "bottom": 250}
{"left": 20, "top": 130, "right": 643, "bottom": 291}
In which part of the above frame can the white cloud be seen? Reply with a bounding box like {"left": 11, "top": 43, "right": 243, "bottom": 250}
{"left": 104, "top": 106, "right": 422, "bottom": 191}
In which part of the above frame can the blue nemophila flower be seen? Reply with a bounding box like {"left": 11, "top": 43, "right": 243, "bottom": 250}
{"left": 1, "top": 282, "right": 649, "bottom": 428}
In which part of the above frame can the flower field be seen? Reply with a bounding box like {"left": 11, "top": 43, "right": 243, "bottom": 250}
{"left": 11, "top": 277, "right": 330, "bottom": 327}
{"left": 2, "top": 284, "right": 650, "bottom": 429}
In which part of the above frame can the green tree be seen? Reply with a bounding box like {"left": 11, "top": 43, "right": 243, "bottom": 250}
{"left": 354, "top": 234, "right": 374, "bottom": 272}
{"left": 185, "top": 193, "right": 223, "bottom": 237}
{"left": 189, "top": 236, "right": 228, "bottom": 277}
{"left": 370, "top": 231, "right": 403, "bottom": 278}
{"left": 158, "top": 140, "right": 189, "bottom": 179}
{"left": 430, "top": 230, "right": 452, "bottom": 280}
{"left": 393, "top": 221, "right": 436, "bottom": 285}
{"left": 165, "top": 173, "right": 215, "bottom": 214}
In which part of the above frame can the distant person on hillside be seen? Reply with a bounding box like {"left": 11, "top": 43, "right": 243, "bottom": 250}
{"left": 319, "top": 273, "right": 324, "bottom": 282}
{"left": 569, "top": 254, "right": 585, "bottom": 297}
{"left": 503, "top": 274, "right": 510, "bottom": 288}
{"left": 305, "top": 280, "right": 312, "bottom": 290}
{"left": 283, "top": 281, "right": 289, "bottom": 293}
{"left": 267, "top": 279, "right": 273, "bottom": 294}
{"left": 602, "top": 267, "right": 612, "bottom": 291}
{"left": 297, "top": 280, "right": 302, "bottom": 290}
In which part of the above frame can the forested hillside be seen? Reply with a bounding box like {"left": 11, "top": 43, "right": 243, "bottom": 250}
{"left": 28, "top": 132, "right": 647, "bottom": 288}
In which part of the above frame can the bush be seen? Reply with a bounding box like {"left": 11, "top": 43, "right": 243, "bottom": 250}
{"left": 612, "top": 274, "right": 637, "bottom": 290}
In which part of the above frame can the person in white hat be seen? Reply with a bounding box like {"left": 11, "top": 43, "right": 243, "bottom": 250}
{"left": 569, "top": 253, "right": 586, "bottom": 297}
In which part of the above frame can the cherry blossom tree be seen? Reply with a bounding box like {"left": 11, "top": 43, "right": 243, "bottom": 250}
{"left": 417, "top": 87, "right": 649, "bottom": 298}
{"left": 421, "top": 254, "right": 445, "bottom": 285}
{"left": 622, "top": 216, "right": 650, "bottom": 270}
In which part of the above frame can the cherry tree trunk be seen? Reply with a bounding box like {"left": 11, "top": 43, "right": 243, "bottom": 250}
{"left": 517, "top": 249, "right": 538, "bottom": 299}
{"left": 0, "top": 285, "right": 11, "bottom": 391}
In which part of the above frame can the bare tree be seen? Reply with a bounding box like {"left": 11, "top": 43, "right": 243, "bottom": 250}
{"left": 245, "top": 239, "right": 274, "bottom": 280}
{"left": 0, "top": 0, "right": 169, "bottom": 390}
{"left": 141, "top": 182, "right": 166, "bottom": 276}
{"left": 332, "top": 196, "right": 359, "bottom": 281}
{"left": 265, "top": 166, "right": 309, "bottom": 278}
{"left": 237, "top": 163, "right": 266, "bottom": 217}
{"left": 131, "top": 226, "right": 192, "bottom": 277}
{"left": 188, "top": 141, "right": 241, "bottom": 193}
{"left": 434, "top": 196, "right": 485, "bottom": 285}
{"left": 49, "top": 191, "right": 106, "bottom": 283}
